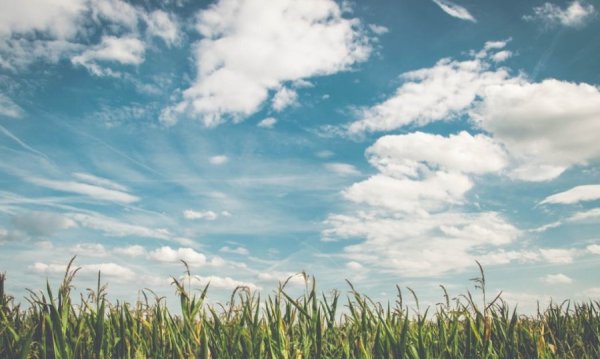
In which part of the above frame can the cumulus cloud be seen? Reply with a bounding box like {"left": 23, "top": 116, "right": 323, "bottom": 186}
{"left": 432, "top": 0, "right": 476, "bottom": 22}
{"left": 0, "top": 0, "right": 180, "bottom": 73}
{"left": 540, "top": 185, "right": 600, "bottom": 205}
{"left": 148, "top": 246, "right": 207, "bottom": 266}
{"left": 71, "top": 36, "right": 145, "bottom": 76}
{"left": 0, "top": 0, "right": 87, "bottom": 39}
{"left": 349, "top": 42, "right": 600, "bottom": 182}
{"left": 587, "top": 244, "right": 600, "bottom": 254}
{"left": 114, "top": 244, "right": 146, "bottom": 257}
{"left": 160, "top": 0, "right": 371, "bottom": 126}
{"left": 366, "top": 131, "right": 507, "bottom": 178}
{"left": 542, "top": 273, "right": 573, "bottom": 284}
{"left": 348, "top": 51, "right": 514, "bottom": 134}
{"left": 322, "top": 128, "right": 533, "bottom": 276}
{"left": 144, "top": 10, "right": 180, "bottom": 46}
{"left": 147, "top": 246, "right": 225, "bottom": 267}
{"left": 472, "top": 80, "right": 600, "bottom": 181}
{"left": 26, "top": 176, "right": 139, "bottom": 203}
{"left": 524, "top": 1, "right": 595, "bottom": 28}
{"left": 325, "top": 211, "right": 521, "bottom": 276}
{"left": 271, "top": 87, "right": 298, "bottom": 111}
{"left": 257, "top": 117, "right": 277, "bottom": 128}
{"left": 344, "top": 172, "right": 472, "bottom": 213}
{"left": 257, "top": 271, "right": 305, "bottom": 286}
{"left": 188, "top": 274, "right": 258, "bottom": 290}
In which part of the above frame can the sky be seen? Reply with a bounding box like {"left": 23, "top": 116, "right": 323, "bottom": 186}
{"left": 1, "top": 0, "right": 600, "bottom": 312}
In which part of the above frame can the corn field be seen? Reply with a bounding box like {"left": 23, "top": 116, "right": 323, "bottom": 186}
{"left": 1, "top": 259, "right": 599, "bottom": 358}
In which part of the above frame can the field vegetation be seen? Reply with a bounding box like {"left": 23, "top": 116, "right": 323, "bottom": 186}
{"left": 1, "top": 259, "right": 599, "bottom": 358}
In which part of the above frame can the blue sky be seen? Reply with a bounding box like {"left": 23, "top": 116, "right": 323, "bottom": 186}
{"left": 1, "top": 0, "right": 600, "bottom": 310}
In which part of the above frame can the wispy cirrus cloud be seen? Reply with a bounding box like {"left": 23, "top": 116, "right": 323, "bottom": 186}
{"left": 26, "top": 176, "right": 139, "bottom": 204}
{"left": 432, "top": 0, "right": 476, "bottom": 22}
{"left": 0, "top": 94, "right": 23, "bottom": 118}
{"left": 540, "top": 184, "right": 600, "bottom": 205}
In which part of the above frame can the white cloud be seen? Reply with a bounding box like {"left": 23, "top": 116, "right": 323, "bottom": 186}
{"left": 189, "top": 274, "right": 258, "bottom": 290}
{"left": 219, "top": 245, "right": 249, "bottom": 255}
{"left": 72, "top": 172, "right": 129, "bottom": 192}
{"left": 472, "top": 80, "right": 600, "bottom": 181}
{"left": 368, "top": 24, "right": 388, "bottom": 35}
{"left": 257, "top": 117, "right": 277, "bottom": 128}
{"left": 271, "top": 87, "right": 298, "bottom": 111}
{"left": 160, "top": 0, "right": 371, "bottom": 126}
{"left": 542, "top": 273, "right": 573, "bottom": 284}
{"left": 569, "top": 208, "right": 600, "bottom": 222}
{"left": 148, "top": 246, "right": 207, "bottom": 266}
{"left": 83, "top": 263, "right": 136, "bottom": 280}
{"left": 540, "top": 248, "right": 577, "bottom": 264}
{"left": 349, "top": 42, "right": 600, "bottom": 182}
{"left": 432, "top": 0, "right": 477, "bottom": 22}
{"left": 71, "top": 36, "right": 146, "bottom": 76}
{"left": 524, "top": 1, "right": 595, "bottom": 28}
{"left": 89, "top": 0, "right": 140, "bottom": 29}
{"left": 0, "top": 0, "right": 87, "bottom": 39}
{"left": 31, "top": 262, "right": 136, "bottom": 280}
{"left": 366, "top": 131, "right": 507, "bottom": 178}
{"left": 324, "top": 211, "right": 521, "bottom": 276}
{"left": 257, "top": 271, "right": 305, "bottom": 286}
{"left": 145, "top": 10, "right": 180, "bottom": 46}
{"left": 0, "top": 0, "right": 185, "bottom": 73}
{"left": 114, "top": 244, "right": 146, "bottom": 257}
{"left": 346, "top": 261, "right": 363, "bottom": 270}
{"left": 209, "top": 155, "right": 229, "bottom": 165}
{"left": 68, "top": 213, "right": 177, "bottom": 241}
{"left": 183, "top": 209, "right": 219, "bottom": 221}
{"left": 540, "top": 185, "right": 600, "bottom": 205}
{"left": 587, "top": 244, "right": 600, "bottom": 254}
{"left": 71, "top": 243, "right": 108, "bottom": 257}
{"left": 12, "top": 211, "right": 77, "bottom": 237}
{"left": 348, "top": 53, "right": 514, "bottom": 134}
{"left": 26, "top": 177, "right": 139, "bottom": 203}
{"left": 325, "top": 163, "right": 361, "bottom": 176}
{"left": 490, "top": 50, "right": 512, "bottom": 63}
{"left": 0, "top": 94, "right": 23, "bottom": 118}
{"left": 343, "top": 172, "right": 472, "bottom": 213}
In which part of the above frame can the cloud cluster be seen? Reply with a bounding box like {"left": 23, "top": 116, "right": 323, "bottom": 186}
{"left": 323, "top": 130, "right": 526, "bottom": 275}
{"left": 349, "top": 41, "right": 600, "bottom": 182}
{"left": 0, "top": 0, "right": 180, "bottom": 74}
{"left": 324, "top": 42, "right": 596, "bottom": 276}
{"left": 160, "top": 0, "right": 372, "bottom": 126}
{"left": 524, "top": 1, "right": 595, "bottom": 28}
